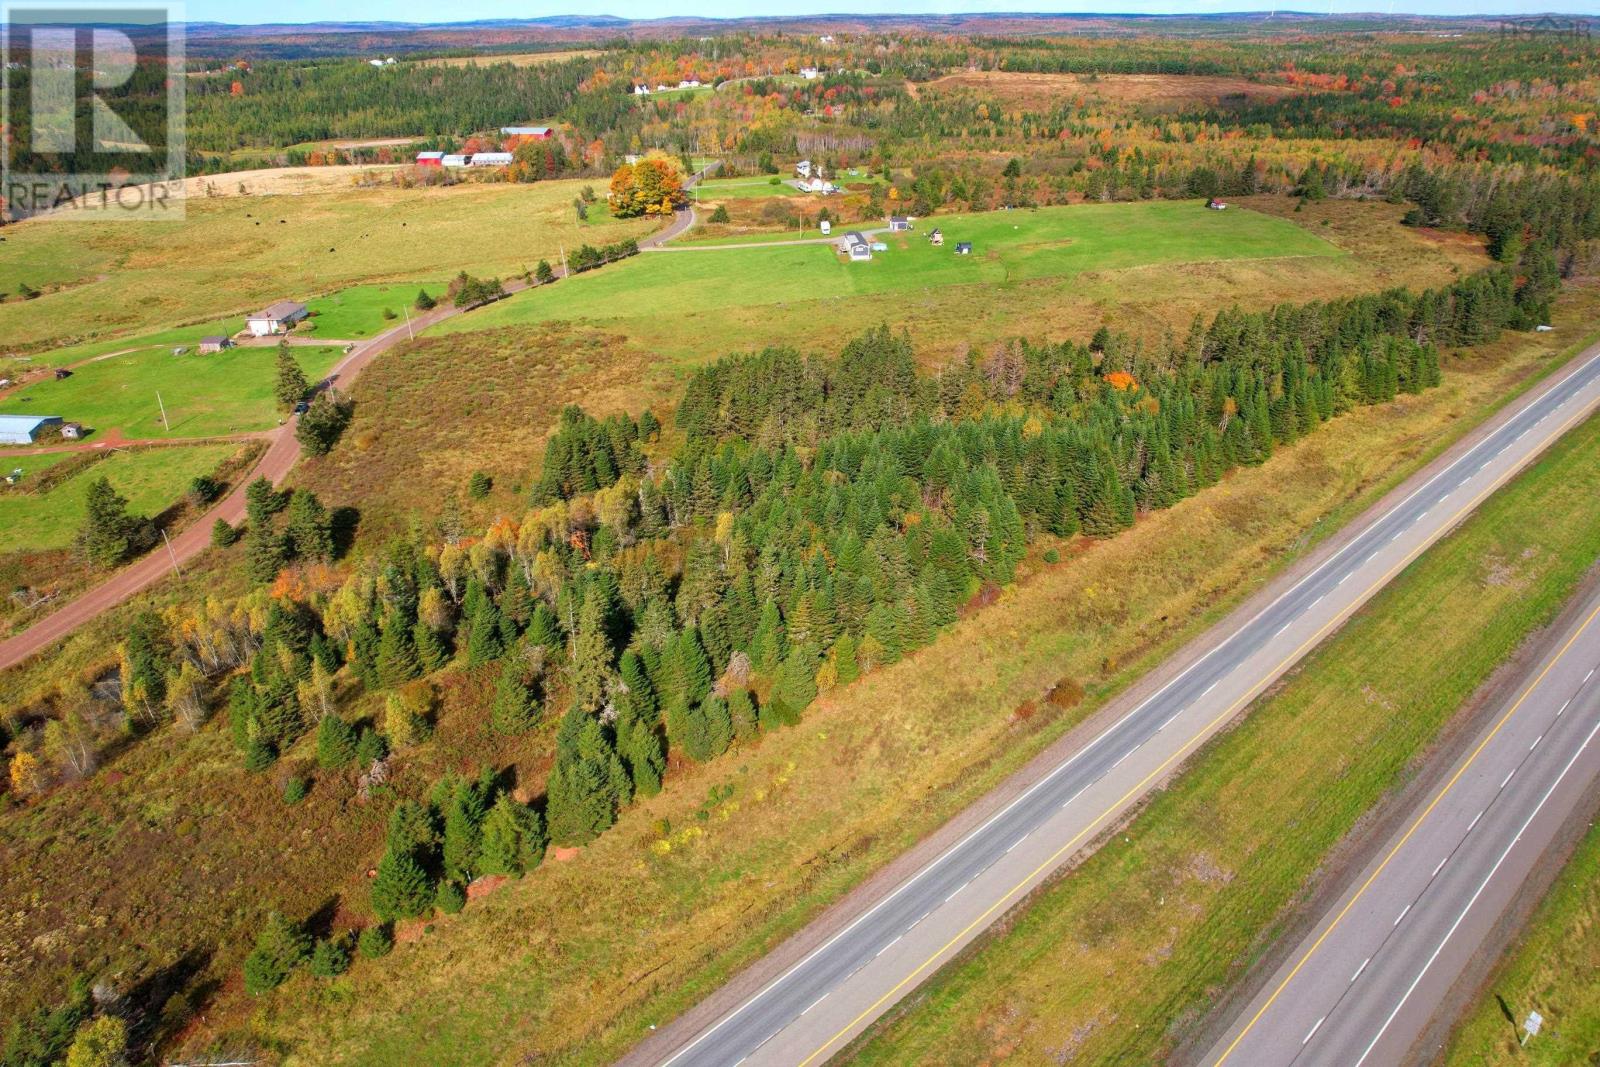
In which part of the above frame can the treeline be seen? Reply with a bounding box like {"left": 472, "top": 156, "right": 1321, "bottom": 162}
{"left": 184, "top": 56, "right": 600, "bottom": 150}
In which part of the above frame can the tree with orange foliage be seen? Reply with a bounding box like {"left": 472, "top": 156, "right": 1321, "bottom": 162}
{"left": 608, "top": 157, "right": 686, "bottom": 219}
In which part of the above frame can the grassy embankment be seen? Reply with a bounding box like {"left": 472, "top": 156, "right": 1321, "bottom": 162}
{"left": 0, "top": 178, "right": 651, "bottom": 354}
{"left": 442, "top": 196, "right": 1484, "bottom": 367}
{"left": 1443, "top": 801, "right": 1600, "bottom": 1063}
{"left": 209, "top": 294, "right": 1600, "bottom": 1065}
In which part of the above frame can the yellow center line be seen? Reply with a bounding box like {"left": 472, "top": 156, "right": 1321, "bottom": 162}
{"left": 791, "top": 398, "right": 1600, "bottom": 1067}
{"left": 1211, "top": 595, "right": 1600, "bottom": 1064}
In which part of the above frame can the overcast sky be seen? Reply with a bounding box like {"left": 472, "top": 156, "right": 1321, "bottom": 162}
{"left": 188, "top": 0, "right": 1600, "bottom": 26}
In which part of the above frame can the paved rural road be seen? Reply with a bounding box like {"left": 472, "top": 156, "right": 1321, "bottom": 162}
{"left": 1202, "top": 580, "right": 1600, "bottom": 1067}
{"left": 627, "top": 342, "right": 1600, "bottom": 1067}
{"left": 0, "top": 164, "right": 720, "bottom": 672}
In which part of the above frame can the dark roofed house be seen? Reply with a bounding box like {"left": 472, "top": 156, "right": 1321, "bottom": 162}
{"left": 199, "top": 335, "right": 233, "bottom": 354}
{"left": 889, "top": 216, "right": 912, "bottom": 231}
{"left": 247, "top": 300, "right": 308, "bottom": 337}
{"left": 955, "top": 241, "right": 973, "bottom": 255}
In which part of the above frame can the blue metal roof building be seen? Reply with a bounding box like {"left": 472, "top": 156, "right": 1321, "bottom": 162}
{"left": 0, "top": 414, "right": 64, "bottom": 445}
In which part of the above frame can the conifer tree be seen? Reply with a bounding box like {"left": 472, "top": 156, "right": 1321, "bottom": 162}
{"left": 274, "top": 343, "right": 310, "bottom": 410}
{"left": 315, "top": 713, "right": 358, "bottom": 770}
{"left": 242, "top": 911, "right": 310, "bottom": 995}
{"left": 376, "top": 614, "right": 423, "bottom": 687}
{"left": 545, "top": 708, "right": 630, "bottom": 845}
{"left": 567, "top": 593, "right": 614, "bottom": 714}
{"left": 369, "top": 848, "right": 433, "bottom": 921}
{"left": 489, "top": 659, "right": 541, "bottom": 734}
{"left": 479, "top": 794, "right": 546, "bottom": 876}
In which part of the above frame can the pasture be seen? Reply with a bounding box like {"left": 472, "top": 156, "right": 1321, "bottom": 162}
{"left": 0, "top": 443, "right": 240, "bottom": 552}
{"left": 439, "top": 197, "right": 1482, "bottom": 369}
{"left": 0, "top": 178, "right": 653, "bottom": 352}
{"left": 449, "top": 200, "right": 1341, "bottom": 330}
{"left": 0, "top": 344, "right": 345, "bottom": 440}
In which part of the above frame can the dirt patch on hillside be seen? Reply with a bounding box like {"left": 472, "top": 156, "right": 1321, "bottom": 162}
{"left": 924, "top": 70, "right": 1302, "bottom": 110}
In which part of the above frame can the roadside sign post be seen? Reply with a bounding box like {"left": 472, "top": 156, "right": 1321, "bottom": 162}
{"left": 1521, "top": 1010, "right": 1543, "bottom": 1046}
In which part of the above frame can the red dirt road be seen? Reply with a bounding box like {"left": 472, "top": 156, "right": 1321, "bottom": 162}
{"left": 0, "top": 167, "right": 716, "bottom": 672}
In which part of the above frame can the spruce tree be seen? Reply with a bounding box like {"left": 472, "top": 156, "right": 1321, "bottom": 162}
{"left": 274, "top": 343, "right": 310, "bottom": 410}
{"left": 467, "top": 595, "right": 508, "bottom": 666}
{"left": 567, "top": 593, "right": 614, "bottom": 714}
{"left": 376, "top": 614, "right": 423, "bottom": 687}
{"left": 545, "top": 708, "right": 630, "bottom": 845}
{"left": 479, "top": 794, "right": 546, "bottom": 876}
{"left": 77, "top": 477, "right": 139, "bottom": 568}
{"left": 242, "top": 911, "right": 310, "bottom": 995}
{"left": 369, "top": 848, "right": 433, "bottom": 921}
{"left": 315, "top": 713, "right": 358, "bottom": 769}
{"left": 489, "top": 660, "right": 541, "bottom": 734}
{"left": 727, "top": 687, "right": 759, "bottom": 741}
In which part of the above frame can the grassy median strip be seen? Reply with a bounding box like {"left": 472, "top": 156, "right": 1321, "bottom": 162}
{"left": 845, "top": 407, "right": 1600, "bottom": 1065}
{"left": 1443, "top": 806, "right": 1600, "bottom": 1064}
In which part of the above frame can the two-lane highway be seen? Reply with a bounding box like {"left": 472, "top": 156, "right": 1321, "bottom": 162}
{"left": 635, "top": 343, "right": 1600, "bottom": 1067}
{"left": 1204, "top": 581, "right": 1600, "bottom": 1067}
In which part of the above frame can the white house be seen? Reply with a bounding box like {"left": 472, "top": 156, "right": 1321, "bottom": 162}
{"left": 677, "top": 79, "right": 702, "bottom": 89}
{"left": 633, "top": 83, "right": 651, "bottom": 95}
{"left": 247, "top": 300, "right": 308, "bottom": 337}
{"left": 441, "top": 154, "right": 468, "bottom": 168}
{"left": 795, "top": 159, "right": 813, "bottom": 178}
{"left": 819, "top": 34, "right": 835, "bottom": 44}
{"left": 800, "top": 67, "right": 820, "bottom": 80}
{"left": 840, "top": 232, "right": 872, "bottom": 261}
{"left": 468, "top": 152, "right": 514, "bottom": 167}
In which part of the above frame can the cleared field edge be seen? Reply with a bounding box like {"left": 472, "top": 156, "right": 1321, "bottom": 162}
{"left": 840, "top": 381, "right": 1600, "bottom": 1067}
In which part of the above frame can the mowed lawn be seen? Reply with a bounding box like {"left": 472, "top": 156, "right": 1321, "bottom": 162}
{"left": 304, "top": 282, "right": 446, "bottom": 339}
{"left": 449, "top": 201, "right": 1341, "bottom": 333}
{"left": 0, "top": 345, "right": 344, "bottom": 439}
{"left": 0, "top": 179, "right": 653, "bottom": 351}
{"left": 0, "top": 443, "right": 238, "bottom": 552}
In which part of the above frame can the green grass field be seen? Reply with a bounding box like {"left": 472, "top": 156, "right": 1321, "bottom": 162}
{"left": 1443, "top": 806, "right": 1600, "bottom": 1064}
{"left": 304, "top": 283, "right": 444, "bottom": 339}
{"left": 445, "top": 201, "right": 1341, "bottom": 335}
{"left": 845, "top": 413, "right": 1600, "bottom": 1066}
{"left": 0, "top": 344, "right": 344, "bottom": 440}
{"left": 0, "top": 443, "right": 239, "bottom": 552}
{"left": 694, "top": 176, "right": 803, "bottom": 199}
{"left": 0, "top": 179, "right": 653, "bottom": 352}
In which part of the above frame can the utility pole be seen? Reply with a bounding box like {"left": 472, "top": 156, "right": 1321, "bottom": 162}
{"left": 403, "top": 305, "right": 414, "bottom": 341}
{"left": 161, "top": 527, "right": 182, "bottom": 578}
{"left": 156, "top": 390, "right": 170, "bottom": 431}
{"left": 560, "top": 243, "right": 568, "bottom": 278}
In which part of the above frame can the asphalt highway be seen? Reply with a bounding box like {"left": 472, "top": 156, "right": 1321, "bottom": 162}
{"left": 1203, "top": 581, "right": 1600, "bottom": 1067}
{"left": 638, "top": 343, "right": 1600, "bottom": 1067}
